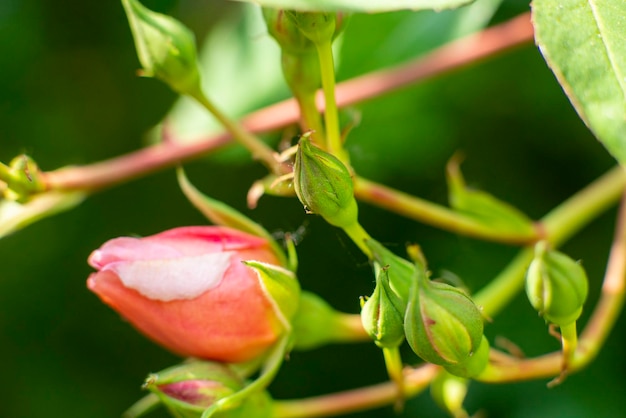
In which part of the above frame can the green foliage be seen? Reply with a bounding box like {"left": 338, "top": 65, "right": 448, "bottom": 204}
{"left": 3, "top": 1, "right": 626, "bottom": 417}
{"left": 533, "top": 0, "right": 626, "bottom": 164}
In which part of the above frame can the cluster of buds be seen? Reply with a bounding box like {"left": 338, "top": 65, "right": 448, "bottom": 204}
{"left": 290, "top": 131, "right": 487, "bottom": 378}
{"left": 525, "top": 241, "right": 589, "bottom": 326}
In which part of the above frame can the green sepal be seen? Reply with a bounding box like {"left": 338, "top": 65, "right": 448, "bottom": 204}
{"left": 262, "top": 9, "right": 316, "bottom": 55}
{"left": 201, "top": 336, "right": 289, "bottom": 418}
{"left": 525, "top": 242, "right": 589, "bottom": 326}
{"left": 2, "top": 155, "right": 46, "bottom": 201}
{"left": 443, "top": 335, "right": 490, "bottom": 378}
{"left": 177, "top": 167, "right": 288, "bottom": 267}
{"left": 212, "top": 391, "right": 273, "bottom": 418}
{"left": 365, "top": 239, "right": 415, "bottom": 314}
{"left": 125, "top": 360, "right": 273, "bottom": 418}
{"left": 360, "top": 265, "right": 405, "bottom": 348}
{"left": 243, "top": 261, "right": 301, "bottom": 332}
{"left": 293, "top": 137, "right": 358, "bottom": 228}
{"left": 446, "top": 156, "right": 535, "bottom": 237}
{"left": 121, "top": 0, "right": 202, "bottom": 96}
{"left": 143, "top": 361, "right": 242, "bottom": 417}
{"left": 292, "top": 291, "right": 364, "bottom": 350}
{"left": 404, "top": 263, "right": 484, "bottom": 366}
{"left": 288, "top": 11, "right": 336, "bottom": 45}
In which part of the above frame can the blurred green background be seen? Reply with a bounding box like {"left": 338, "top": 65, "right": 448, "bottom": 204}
{"left": 1, "top": 1, "right": 624, "bottom": 417}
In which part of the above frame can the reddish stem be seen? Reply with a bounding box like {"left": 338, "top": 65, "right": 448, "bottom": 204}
{"left": 43, "top": 13, "right": 533, "bottom": 192}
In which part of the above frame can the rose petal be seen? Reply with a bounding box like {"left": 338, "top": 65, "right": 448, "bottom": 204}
{"left": 108, "top": 252, "right": 233, "bottom": 301}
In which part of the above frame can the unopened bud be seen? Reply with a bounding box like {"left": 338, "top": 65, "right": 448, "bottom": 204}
{"left": 293, "top": 137, "right": 358, "bottom": 228}
{"left": 144, "top": 361, "right": 242, "bottom": 415}
{"left": 289, "top": 11, "right": 336, "bottom": 45}
{"left": 443, "top": 335, "right": 490, "bottom": 378}
{"left": 365, "top": 239, "right": 415, "bottom": 314}
{"left": 121, "top": 0, "right": 201, "bottom": 95}
{"left": 525, "top": 242, "right": 589, "bottom": 326}
{"left": 143, "top": 361, "right": 274, "bottom": 418}
{"left": 262, "top": 9, "right": 315, "bottom": 55}
{"left": 404, "top": 264, "right": 484, "bottom": 366}
{"left": 360, "top": 265, "right": 405, "bottom": 348}
{"left": 3, "top": 155, "right": 45, "bottom": 201}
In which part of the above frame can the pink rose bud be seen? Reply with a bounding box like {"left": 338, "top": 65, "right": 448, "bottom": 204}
{"left": 87, "top": 226, "right": 286, "bottom": 363}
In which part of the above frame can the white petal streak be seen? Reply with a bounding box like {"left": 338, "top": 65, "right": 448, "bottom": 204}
{"left": 111, "top": 252, "right": 233, "bottom": 301}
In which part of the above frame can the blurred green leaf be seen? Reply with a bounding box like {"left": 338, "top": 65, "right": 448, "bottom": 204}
{"left": 533, "top": 0, "right": 626, "bottom": 164}
{"left": 232, "top": 0, "right": 475, "bottom": 13}
{"left": 0, "top": 191, "right": 85, "bottom": 239}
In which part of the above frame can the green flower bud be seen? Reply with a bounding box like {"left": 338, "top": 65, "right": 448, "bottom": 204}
{"left": 121, "top": 0, "right": 201, "bottom": 95}
{"left": 138, "top": 361, "right": 274, "bottom": 418}
{"left": 404, "top": 264, "right": 484, "bottom": 366}
{"left": 289, "top": 11, "right": 336, "bottom": 45}
{"left": 360, "top": 265, "right": 406, "bottom": 348}
{"left": 293, "top": 137, "right": 358, "bottom": 228}
{"left": 143, "top": 361, "right": 242, "bottom": 417}
{"left": 2, "top": 155, "right": 45, "bottom": 202}
{"left": 262, "top": 9, "right": 316, "bottom": 55}
{"left": 525, "top": 242, "right": 589, "bottom": 326}
{"left": 443, "top": 335, "right": 490, "bottom": 378}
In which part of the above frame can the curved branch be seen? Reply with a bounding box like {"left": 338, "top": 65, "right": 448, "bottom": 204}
{"left": 43, "top": 13, "right": 533, "bottom": 192}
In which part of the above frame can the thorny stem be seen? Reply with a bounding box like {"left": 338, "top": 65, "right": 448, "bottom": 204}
{"left": 42, "top": 13, "right": 533, "bottom": 192}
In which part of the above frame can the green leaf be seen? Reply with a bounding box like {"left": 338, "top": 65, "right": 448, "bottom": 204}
{"left": 446, "top": 157, "right": 535, "bottom": 237}
{"left": 232, "top": 0, "right": 475, "bottom": 13}
{"left": 533, "top": 0, "right": 626, "bottom": 164}
{"left": 0, "top": 191, "right": 85, "bottom": 239}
